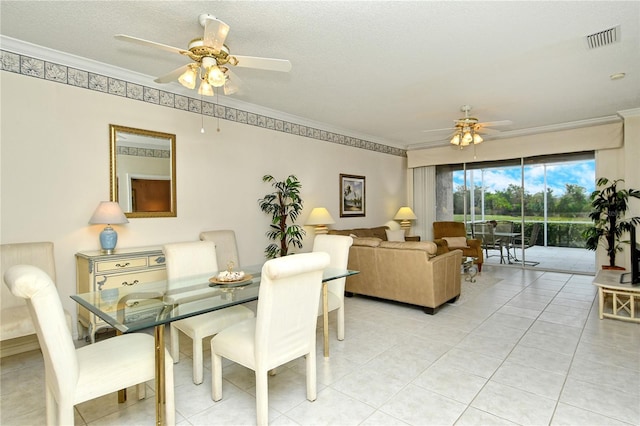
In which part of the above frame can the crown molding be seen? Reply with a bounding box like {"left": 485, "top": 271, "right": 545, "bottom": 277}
{"left": 406, "top": 115, "right": 623, "bottom": 151}
{"left": 618, "top": 108, "right": 640, "bottom": 118}
{"left": 0, "top": 35, "right": 397, "bottom": 149}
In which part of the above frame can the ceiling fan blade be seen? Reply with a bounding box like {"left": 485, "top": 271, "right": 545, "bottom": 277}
{"left": 476, "top": 127, "right": 501, "bottom": 135}
{"left": 115, "top": 34, "right": 189, "bottom": 55}
{"left": 203, "top": 16, "right": 230, "bottom": 51}
{"left": 422, "top": 127, "right": 456, "bottom": 133}
{"left": 478, "top": 120, "right": 513, "bottom": 128}
{"left": 154, "top": 65, "right": 190, "bottom": 84}
{"left": 233, "top": 55, "right": 292, "bottom": 72}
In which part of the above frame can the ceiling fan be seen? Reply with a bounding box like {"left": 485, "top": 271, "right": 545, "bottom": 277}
{"left": 423, "top": 105, "right": 512, "bottom": 147}
{"left": 115, "top": 13, "right": 292, "bottom": 96}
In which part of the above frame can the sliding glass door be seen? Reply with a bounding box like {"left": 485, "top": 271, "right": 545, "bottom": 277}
{"left": 435, "top": 152, "right": 595, "bottom": 274}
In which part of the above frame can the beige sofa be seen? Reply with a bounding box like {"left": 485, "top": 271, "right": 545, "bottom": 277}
{"left": 329, "top": 228, "right": 462, "bottom": 314}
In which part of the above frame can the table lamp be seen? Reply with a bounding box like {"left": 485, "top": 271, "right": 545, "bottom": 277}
{"left": 89, "top": 201, "right": 129, "bottom": 254}
{"left": 305, "top": 207, "right": 336, "bottom": 234}
{"left": 394, "top": 207, "right": 417, "bottom": 235}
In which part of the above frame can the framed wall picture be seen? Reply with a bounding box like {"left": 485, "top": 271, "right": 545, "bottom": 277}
{"left": 340, "top": 174, "right": 365, "bottom": 217}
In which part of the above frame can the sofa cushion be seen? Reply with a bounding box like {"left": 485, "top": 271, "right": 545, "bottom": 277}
{"left": 330, "top": 226, "right": 389, "bottom": 240}
{"left": 379, "top": 241, "right": 438, "bottom": 256}
{"left": 442, "top": 236, "right": 469, "bottom": 248}
{"left": 351, "top": 237, "right": 382, "bottom": 247}
{"left": 385, "top": 229, "right": 405, "bottom": 242}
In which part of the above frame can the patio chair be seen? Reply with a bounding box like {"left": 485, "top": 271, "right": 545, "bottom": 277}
{"left": 495, "top": 220, "right": 516, "bottom": 262}
{"left": 473, "top": 222, "right": 504, "bottom": 263}
{"left": 512, "top": 223, "right": 541, "bottom": 266}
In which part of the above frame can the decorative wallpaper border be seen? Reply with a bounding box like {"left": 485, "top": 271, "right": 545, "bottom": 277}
{"left": 117, "top": 145, "right": 170, "bottom": 159}
{"left": 1, "top": 49, "right": 406, "bottom": 157}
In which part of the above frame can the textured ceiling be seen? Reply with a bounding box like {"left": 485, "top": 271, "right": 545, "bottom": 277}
{"left": 1, "top": 1, "right": 638, "bottom": 150}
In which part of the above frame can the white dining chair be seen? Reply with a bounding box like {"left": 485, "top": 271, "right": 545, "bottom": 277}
{"left": 211, "top": 252, "right": 330, "bottom": 426}
{"left": 199, "top": 230, "right": 240, "bottom": 269}
{"left": 312, "top": 234, "right": 353, "bottom": 341}
{"left": 163, "top": 240, "right": 254, "bottom": 385}
{"left": 3, "top": 264, "right": 175, "bottom": 426}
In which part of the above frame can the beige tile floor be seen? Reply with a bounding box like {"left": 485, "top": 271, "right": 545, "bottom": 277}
{"left": 2, "top": 265, "right": 639, "bottom": 425}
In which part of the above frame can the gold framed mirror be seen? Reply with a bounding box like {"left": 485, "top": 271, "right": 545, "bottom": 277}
{"left": 109, "top": 124, "right": 177, "bottom": 218}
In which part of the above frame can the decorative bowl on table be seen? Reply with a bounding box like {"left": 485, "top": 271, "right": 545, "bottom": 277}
{"left": 216, "top": 270, "right": 246, "bottom": 282}
{"left": 209, "top": 262, "right": 252, "bottom": 286}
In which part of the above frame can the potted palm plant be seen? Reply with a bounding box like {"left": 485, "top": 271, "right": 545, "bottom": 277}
{"left": 583, "top": 177, "right": 640, "bottom": 268}
{"left": 258, "top": 174, "right": 306, "bottom": 259}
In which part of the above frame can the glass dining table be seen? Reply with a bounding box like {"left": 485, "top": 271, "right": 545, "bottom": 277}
{"left": 71, "top": 264, "right": 358, "bottom": 426}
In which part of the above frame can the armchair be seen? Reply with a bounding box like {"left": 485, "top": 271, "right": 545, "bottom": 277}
{"left": 433, "top": 221, "right": 484, "bottom": 271}
{"left": 1, "top": 241, "right": 72, "bottom": 357}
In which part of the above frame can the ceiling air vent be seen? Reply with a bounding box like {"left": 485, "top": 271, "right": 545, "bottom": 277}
{"left": 586, "top": 25, "right": 620, "bottom": 49}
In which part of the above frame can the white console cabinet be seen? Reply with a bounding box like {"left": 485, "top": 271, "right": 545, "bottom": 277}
{"left": 76, "top": 246, "right": 166, "bottom": 342}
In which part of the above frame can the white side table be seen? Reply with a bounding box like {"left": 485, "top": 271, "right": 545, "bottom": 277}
{"left": 593, "top": 270, "right": 640, "bottom": 323}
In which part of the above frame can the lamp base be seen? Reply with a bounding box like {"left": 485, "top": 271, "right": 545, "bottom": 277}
{"left": 314, "top": 225, "right": 329, "bottom": 235}
{"left": 99, "top": 225, "right": 118, "bottom": 254}
{"left": 400, "top": 221, "right": 412, "bottom": 236}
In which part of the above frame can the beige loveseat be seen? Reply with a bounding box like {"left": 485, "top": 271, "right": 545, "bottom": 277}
{"left": 329, "top": 228, "right": 462, "bottom": 314}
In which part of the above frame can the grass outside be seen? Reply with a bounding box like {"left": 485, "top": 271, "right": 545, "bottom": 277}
{"left": 454, "top": 215, "right": 591, "bottom": 223}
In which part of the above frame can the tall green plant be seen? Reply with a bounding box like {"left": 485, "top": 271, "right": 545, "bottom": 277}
{"left": 258, "top": 174, "right": 306, "bottom": 259}
{"left": 583, "top": 177, "right": 640, "bottom": 267}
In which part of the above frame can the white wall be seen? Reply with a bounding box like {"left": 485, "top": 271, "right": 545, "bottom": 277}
{"left": 0, "top": 71, "right": 407, "bottom": 337}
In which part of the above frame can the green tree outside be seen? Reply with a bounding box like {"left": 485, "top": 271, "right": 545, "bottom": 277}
{"left": 453, "top": 182, "right": 592, "bottom": 247}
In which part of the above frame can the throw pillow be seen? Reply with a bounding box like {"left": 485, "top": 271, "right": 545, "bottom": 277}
{"left": 442, "top": 236, "right": 468, "bottom": 248}
{"left": 385, "top": 229, "right": 406, "bottom": 242}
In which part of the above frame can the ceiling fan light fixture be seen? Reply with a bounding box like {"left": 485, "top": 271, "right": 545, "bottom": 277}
{"left": 450, "top": 133, "right": 461, "bottom": 146}
{"left": 115, "top": 14, "right": 291, "bottom": 99}
{"left": 473, "top": 132, "right": 483, "bottom": 144}
{"left": 207, "top": 65, "right": 226, "bottom": 87}
{"left": 461, "top": 131, "right": 473, "bottom": 146}
{"left": 223, "top": 77, "right": 239, "bottom": 95}
{"left": 198, "top": 79, "right": 214, "bottom": 96}
{"left": 178, "top": 64, "right": 198, "bottom": 89}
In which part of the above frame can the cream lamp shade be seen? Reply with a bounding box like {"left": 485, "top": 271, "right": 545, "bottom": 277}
{"left": 305, "top": 207, "right": 336, "bottom": 234}
{"left": 394, "top": 207, "right": 417, "bottom": 234}
{"left": 89, "top": 201, "right": 129, "bottom": 254}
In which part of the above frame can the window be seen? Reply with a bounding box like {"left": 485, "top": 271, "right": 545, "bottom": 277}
{"left": 434, "top": 152, "right": 595, "bottom": 273}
